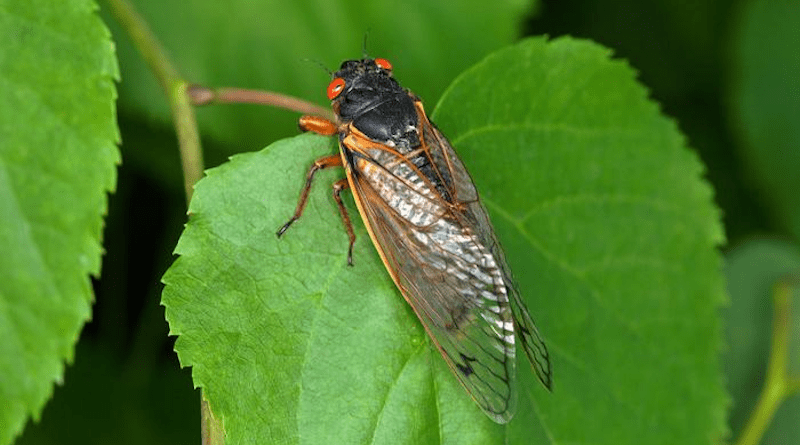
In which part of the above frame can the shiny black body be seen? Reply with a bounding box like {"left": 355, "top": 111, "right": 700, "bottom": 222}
{"left": 331, "top": 59, "right": 453, "bottom": 201}
{"left": 332, "top": 59, "right": 421, "bottom": 149}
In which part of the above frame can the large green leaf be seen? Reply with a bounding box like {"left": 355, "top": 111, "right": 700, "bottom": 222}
{"left": 723, "top": 239, "right": 800, "bottom": 444}
{"left": 0, "top": 0, "right": 119, "bottom": 443}
{"left": 103, "top": 0, "right": 533, "bottom": 153}
{"left": 730, "top": 0, "right": 800, "bottom": 240}
{"left": 162, "top": 37, "right": 726, "bottom": 443}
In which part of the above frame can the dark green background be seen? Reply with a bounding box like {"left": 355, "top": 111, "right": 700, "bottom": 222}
{"left": 16, "top": 0, "right": 799, "bottom": 443}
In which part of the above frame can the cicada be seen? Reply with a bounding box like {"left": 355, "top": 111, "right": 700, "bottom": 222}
{"left": 277, "top": 57, "right": 552, "bottom": 423}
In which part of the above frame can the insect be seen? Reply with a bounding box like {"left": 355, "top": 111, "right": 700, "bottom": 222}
{"left": 277, "top": 57, "right": 552, "bottom": 423}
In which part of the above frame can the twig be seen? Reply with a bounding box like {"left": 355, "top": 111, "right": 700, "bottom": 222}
{"left": 188, "top": 85, "right": 334, "bottom": 121}
{"left": 734, "top": 279, "right": 796, "bottom": 445}
{"left": 104, "top": 0, "right": 203, "bottom": 203}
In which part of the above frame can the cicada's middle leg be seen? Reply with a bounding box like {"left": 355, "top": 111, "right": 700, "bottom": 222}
{"left": 331, "top": 178, "right": 356, "bottom": 265}
{"left": 276, "top": 116, "right": 357, "bottom": 266}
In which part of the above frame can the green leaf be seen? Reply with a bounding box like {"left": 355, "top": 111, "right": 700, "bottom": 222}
{"left": 162, "top": 37, "right": 726, "bottom": 443}
{"left": 435, "top": 35, "right": 727, "bottom": 443}
{"left": 730, "top": 0, "right": 800, "bottom": 240}
{"left": 723, "top": 239, "right": 800, "bottom": 444}
{"left": 0, "top": 0, "right": 119, "bottom": 442}
{"left": 103, "top": 0, "right": 533, "bottom": 152}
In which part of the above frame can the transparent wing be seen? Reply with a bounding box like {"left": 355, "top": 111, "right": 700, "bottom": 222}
{"left": 341, "top": 103, "right": 551, "bottom": 423}
{"left": 422, "top": 112, "right": 553, "bottom": 391}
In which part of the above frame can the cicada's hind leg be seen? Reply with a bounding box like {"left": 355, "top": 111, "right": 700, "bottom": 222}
{"left": 331, "top": 178, "right": 356, "bottom": 266}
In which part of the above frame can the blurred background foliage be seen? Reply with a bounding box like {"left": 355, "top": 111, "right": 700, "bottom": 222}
{"left": 16, "top": 0, "right": 799, "bottom": 443}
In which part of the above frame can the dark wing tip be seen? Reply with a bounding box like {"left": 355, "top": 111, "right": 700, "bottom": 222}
{"left": 532, "top": 341, "right": 553, "bottom": 392}
{"left": 538, "top": 365, "right": 553, "bottom": 392}
{"left": 516, "top": 316, "right": 554, "bottom": 392}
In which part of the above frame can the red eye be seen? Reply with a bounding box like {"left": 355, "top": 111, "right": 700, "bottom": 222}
{"left": 327, "top": 77, "right": 346, "bottom": 100}
{"left": 374, "top": 58, "right": 392, "bottom": 71}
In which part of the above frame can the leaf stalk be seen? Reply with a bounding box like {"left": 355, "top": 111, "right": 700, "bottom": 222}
{"left": 734, "top": 279, "right": 797, "bottom": 445}
{"left": 103, "top": 0, "right": 203, "bottom": 203}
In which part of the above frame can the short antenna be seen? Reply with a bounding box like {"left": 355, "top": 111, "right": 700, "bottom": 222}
{"left": 362, "top": 30, "right": 371, "bottom": 58}
{"left": 301, "top": 58, "right": 332, "bottom": 76}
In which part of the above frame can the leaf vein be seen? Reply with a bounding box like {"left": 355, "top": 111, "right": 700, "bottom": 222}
{"left": 519, "top": 193, "right": 685, "bottom": 224}
{"left": 450, "top": 122, "right": 646, "bottom": 147}
{"left": 367, "top": 344, "right": 426, "bottom": 445}
{"left": 483, "top": 198, "right": 646, "bottom": 341}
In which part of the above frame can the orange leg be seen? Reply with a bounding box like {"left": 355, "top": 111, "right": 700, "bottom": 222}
{"left": 332, "top": 178, "right": 356, "bottom": 266}
{"left": 276, "top": 154, "right": 342, "bottom": 237}
{"left": 280, "top": 115, "right": 357, "bottom": 265}
{"left": 299, "top": 115, "right": 338, "bottom": 135}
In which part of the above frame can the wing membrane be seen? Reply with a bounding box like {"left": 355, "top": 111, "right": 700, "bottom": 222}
{"left": 341, "top": 102, "right": 550, "bottom": 422}
{"left": 423, "top": 112, "right": 553, "bottom": 390}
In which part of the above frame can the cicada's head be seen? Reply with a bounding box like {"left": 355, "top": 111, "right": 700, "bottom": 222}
{"left": 326, "top": 58, "right": 406, "bottom": 121}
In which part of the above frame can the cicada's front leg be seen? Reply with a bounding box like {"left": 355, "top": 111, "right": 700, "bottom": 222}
{"left": 276, "top": 154, "right": 343, "bottom": 237}
{"left": 298, "top": 115, "right": 338, "bottom": 135}
{"left": 277, "top": 115, "right": 357, "bottom": 265}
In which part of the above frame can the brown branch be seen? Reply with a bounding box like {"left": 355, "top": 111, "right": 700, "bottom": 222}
{"left": 188, "top": 85, "right": 334, "bottom": 121}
